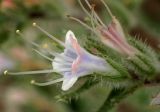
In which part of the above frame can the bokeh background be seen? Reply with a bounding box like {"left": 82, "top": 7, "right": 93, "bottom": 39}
{"left": 0, "top": 0, "right": 160, "bottom": 112}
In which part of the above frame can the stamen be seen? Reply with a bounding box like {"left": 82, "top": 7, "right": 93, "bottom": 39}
{"left": 16, "top": 29, "right": 39, "bottom": 48}
{"left": 42, "top": 43, "right": 49, "bottom": 49}
{"left": 16, "top": 30, "right": 60, "bottom": 61}
{"left": 36, "top": 44, "right": 72, "bottom": 62}
{"left": 84, "top": 0, "right": 106, "bottom": 27}
{"left": 16, "top": 30, "right": 60, "bottom": 59}
{"left": 41, "top": 45, "right": 74, "bottom": 62}
{"left": 54, "top": 53, "right": 74, "bottom": 62}
{"left": 100, "top": 0, "right": 114, "bottom": 18}
{"left": 78, "top": 0, "right": 90, "bottom": 17}
{"left": 91, "top": 5, "right": 97, "bottom": 30}
{"left": 78, "top": 0, "right": 100, "bottom": 27}
{"left": 33, "top": 49, "right": 53, "bottom": 61}
{"left": 67, "top": 15, "right": 97, "bottom": 35}
{"left": 59, "top": 54, "right": 74, "bottom": 62}
{"left": 67, "top": 15, "right": 102, "bottom": 38}
{"left": 4, "top": 69, "right": 55, "bottom": 75}
{"left": 32, "top": 23, "right": 65, "bottom": 47}
{"left": 4, "top": 70, "right": 8, "bottom": 75}
{"left": 41, "top": 43, "right": 74, "bottom": 62}
{"left": 31, "top": 78, "right": 63, "bottom": 86}
{"left": 15, "top": 33, "right": 63, "bottom": 62}
{"left": 53, "top": 68, "right": 71, "bottom": 72}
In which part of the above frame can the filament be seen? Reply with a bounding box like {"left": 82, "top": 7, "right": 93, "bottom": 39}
{"left": 84, "top": 0, "right": 106, "bottom": 27}
{"left": 4, "top": 69, "right": 55, "bottom": 75}
{"left": 100, "top": 0, "right": 114, "bottom": 18}
{"left": 78, "top": 0, "right": 101, "bottom": 27}
{"left": 31, "top": 78, "right": 63, "bottom": 86}
{"left": 16, "top": 30, "right": 63, "bottom": 60}
{"left": 16, "top": 30, "right": 44, "bottom": 50}
{"left": 42, "top": 46, "right": 73, "bottom": 62}
{"left": 33, "top": 43, "right": 59, "bottom": 59}
{"left": 53, "top": 68, "right": 71, "bottom": 72}
{"left": 33, "top": 49, "right": 53, "bottom": 61}
{"left": 91, "top": 5, "right": 97, "bottom": 30}
{"left": 38, "top": 43, "right": 73, "bottom": 63}
{"left": 67, "top": 15, "right": 98, "bottom": 35}
{"left": 78, "top": 0, "right": 91, "bottom": 17}
{"left": 55, "top": 54, "right": 74, "bottom": 62}
{"left": 32, "top": 23, "right": 65, "bottom": 47}
{"left": 16, "top": 30, "right": 39, "bottom": 47}
{"left": 16, "top": 30, "right": 63, "bottom": 62}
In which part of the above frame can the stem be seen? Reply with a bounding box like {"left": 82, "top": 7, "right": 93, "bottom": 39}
{"left": 97, "top": 85, "right": 137, "bottom": 112}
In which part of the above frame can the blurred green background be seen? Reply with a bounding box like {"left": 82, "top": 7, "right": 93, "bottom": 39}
{"left": 0, "top": 0, "right": 160, "bottom": 112}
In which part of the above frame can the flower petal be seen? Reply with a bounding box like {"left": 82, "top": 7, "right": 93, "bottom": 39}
{"left": 65, "top": 30, "right": 81, "bottom": 55}
{"left": 62, "top": 73, "right": 78, "bottom": 91}
{"left": 65, "top": 30, "right": 77, "bottom": 47}
{"left": 111, "top": 18, "right": 125, "bottom": 40}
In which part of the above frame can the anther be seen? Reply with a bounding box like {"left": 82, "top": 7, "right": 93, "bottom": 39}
{"left": 16, "top": 30, "right": 20, "bottom": 34}
{"left": 32, "top": 22, "right": 65, "bottom": 47}
{"left": 91, "top": 4, "right": 96, "bottom": 9}
{"left": 31, "top": 80, "right": 35, "bottom": 84}
{"left": 42, "top": 43, "right": 48, "bottom": 49}
{"left": 66, "top": 14, "right": 71, "bottom": 18}
{"left": 32, "top": 22, "right": 37, "bottom": 27}
{"left": 4, "top": 70, "right": 8, "bottom": 75}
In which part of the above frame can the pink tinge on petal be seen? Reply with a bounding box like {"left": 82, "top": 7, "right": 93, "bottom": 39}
{"left": 71, "top": 57, "right": 81, "bottom": 74}
{"left": 69, "top": 33, "right": 83, "bottom": 75}
{"left": 70, "top": 34, "right": 82, "bottom": 55}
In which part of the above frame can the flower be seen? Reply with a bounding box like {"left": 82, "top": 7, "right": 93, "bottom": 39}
{"left": 98, "top": 17, "right": 136, "bottom": 56}
{"left": 69, "top": 0, "right": 137, "bottom": 57}
{"left": 53, "top": 30, "right": 110, "bottom": 90}
{"left": 4, "top": 26, "right": 110, "bottom": 91}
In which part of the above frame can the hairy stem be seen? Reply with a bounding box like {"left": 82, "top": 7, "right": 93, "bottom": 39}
{"left": 97, "top": 85, "right": 137, "bottom": 112}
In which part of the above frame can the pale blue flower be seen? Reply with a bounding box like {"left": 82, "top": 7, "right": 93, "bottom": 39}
{"left": 52, "top": 30, "right": 110, "bottom": 90}
{"left": 4, "top": 25, "right": 110, "bottom": 91}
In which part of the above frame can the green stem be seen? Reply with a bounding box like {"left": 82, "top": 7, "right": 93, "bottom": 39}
{"left": 97, "top": 85, "right": 137, "bottom": 112}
